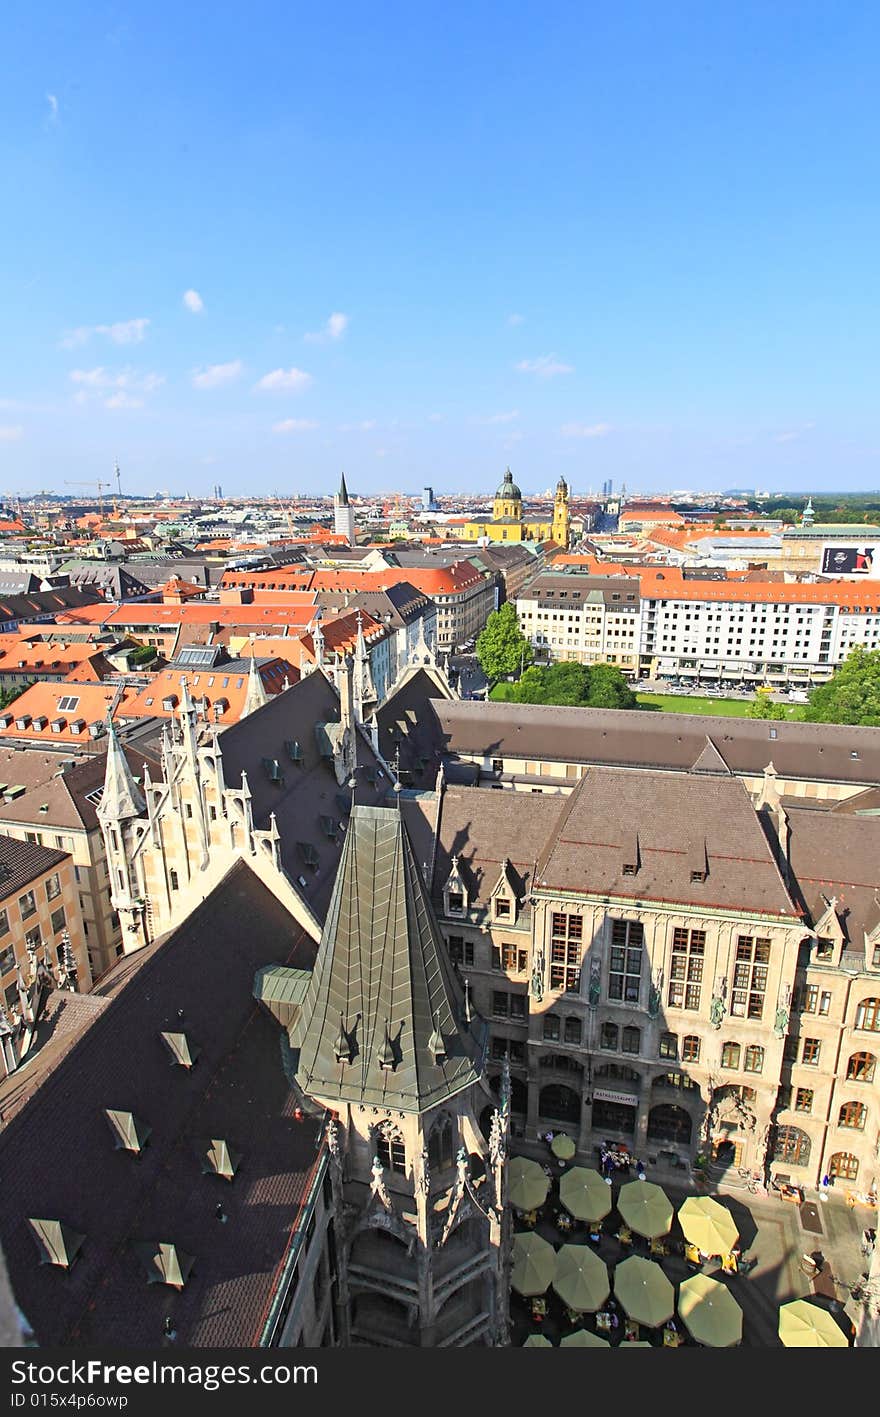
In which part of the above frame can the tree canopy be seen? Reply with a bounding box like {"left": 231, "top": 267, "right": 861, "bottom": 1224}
{"left": 803, "top": 647, "right": 880, "bottom": 726}
{"left": 475, "top": 602, "right": 533, "bottom": 680}
{"left": 489, "top": 660, "right": 638, "bottom": 710}
{"left": 745, "top": 692, "right": 786, "bottom": 720}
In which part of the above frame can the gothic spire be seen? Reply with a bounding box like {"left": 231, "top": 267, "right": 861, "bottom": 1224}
{"left": 242, "top": 637, "right": 269, "bottom": 717}
{"left": 96, "top": 716, "right": 145, "bottom": 826}
{"left": 337, "top": 472, "right": 350, "bottom": 506}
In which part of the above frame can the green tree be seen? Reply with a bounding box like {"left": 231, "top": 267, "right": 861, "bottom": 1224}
{"left": 803, "top": 647, "right": 880, "bottom": 726}
{"left": 0, "top": 681, "right": 31, "bottom": 710}
{"left": 774, "top": 507, "right": 802, "bottom": 525}
{"left": 488, "top": 659, "right": 637, "bottom": 710}
{"left": 745, "top": 692, "right": 786, "bottom": 720}
{"left": 586, "top": 662, "right": 638, "bottom": 710}
{"left": 476, "top": 602, "right": 533, "bottom": 680}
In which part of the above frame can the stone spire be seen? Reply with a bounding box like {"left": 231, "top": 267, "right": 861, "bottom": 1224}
{"left": 96, "top": 717, "right": 145, "bottom": 826}
{"left": 291, "top": 805, "right": 485, "bottom": 1111}
{"left": 242, "top": 636, "right": 269, "bottom": 717}
{"left": 353, "top": 611, "right": 376, "bottom": 720}
{"left": 337, "top": 472, "right": 350, "bottom": 507}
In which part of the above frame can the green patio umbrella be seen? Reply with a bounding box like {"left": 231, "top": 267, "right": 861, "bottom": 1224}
{"left": 523, "top": 1333, "right": 554, "bottom": 1347}
{"left": 778, "top": 1299, "right": 850, "bottom": 1348}
{"left": 679, "top": 1274, "right": 743, "bottom": 1347}
{"left": 614, "top": 1255, "right": 675, "bottom": 1327}
{"left": 678, "top": 1197, "right": 739, "bottom": 1257}
{"left": 619, "top": 1341, "right": 653, "bottom": 1348}
{"left": 551, "top": 1132, "right": 576, "bottom": 1161}
{"left": 508, "top": 1156, "right": 550, "bottom": 1212}
{"left": 560, "top": 1329, "right": 610, "bottom": 1347}
{"left": 560, "top": 1167, "right": 612, "bottom": 1223}
{"left": 552, "top": 1243, "right": 610, "bottom": 1313}
{"left": 617, "top": 1180, "right": 674, "bottom": 1238}
{"left": 511, "top": 1231, "right": 556, "bottom": 1297}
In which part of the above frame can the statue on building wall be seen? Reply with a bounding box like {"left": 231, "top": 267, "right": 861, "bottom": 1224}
{"left": 530, "top": 947, "right": 544, "bottom": 1003}
{"left": 709, "top": 991, "right": 725, "bottom": 1030}
{"left": 588, "top": 959, "right": 601, "bottom": 1007}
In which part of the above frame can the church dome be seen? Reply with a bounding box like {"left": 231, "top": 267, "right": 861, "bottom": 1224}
{"left": 556, "top": 477, "right": 568, "bottom": 496}
{"left": 495, "top": 467, "right": 522, "bottom": 499}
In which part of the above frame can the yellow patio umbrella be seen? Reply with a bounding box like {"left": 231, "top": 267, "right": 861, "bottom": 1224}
{"left": 614, "top": 1255, "right": 675, "bottom": 1327}
{"left": 511, "top": 1231, "right": 556, "bottom": 1297}
{"left": 523, "top": 1333, "right": 553, "bottom": 1347}
{"left": 778, "top": 1299, "right": 850, "bottom": 1348}
{"left": 679, "top": 1274, "right": 743, "bottom": 1347}
{"left": 678, "top": 1197, "right": 739, "bottom": 1257}
{"left": 552, "top": 1243, "right": 610, "bottom": 1313}
{"left": 617, "top": 1180, "right": 673, "bottom": 1238}
{"left": 508, "top": 1156, "right": 550, "bottom": 1212}
{"left": 560, "top": 1329, "right": 610, "bottom": 1347}
{"left": 559, "top": 1167, "right": 613, "bottom": 1223}
{"left": 551, "top": 1132, "right": 576, "bottom": 1161}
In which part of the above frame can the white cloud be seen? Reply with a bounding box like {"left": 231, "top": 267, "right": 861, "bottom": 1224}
{"left": 304, "top": 311, "right": 349, "bottom": 343}
{"left": 774, "top": 422, "right": 815, "bottom": 445}
{"left": 472, "top": 410, "right": 519, "bottom": 425}
{"left": 69, "top": 368, "right": 164, "bottom": 404}
{"left": 273, "top": 418, "right": 319, "bottom": 433}
{"left": 191, "top": 360, "right": 243, "bottom": 390}
{"left": 506, "top": 313, "right": 524, "bottom": 326}
{"left": 561, "top": 421, "right": 611, "bottom": 438}
{"left": 516, "top": 354, "right": 574, "bottom": 378}
{"left": 182, "top": 288, "right": 204, "bottom": 314}
{"left": 0, "top": 425, "right": 24, "bottom": 442}
{"left": 104, "top": 392, "right": 143, "bottom": 410}
{"left": 60, "top": 317, "right": 150, "bottom": 349}
{"left": 46, "top": 93, "right": 58, "bottom": 123}
{"left": 254, "top": 367, "right": 313, "bottom": 392}
{"left": 339, "top": 419, "right": 377, "bottom": 432}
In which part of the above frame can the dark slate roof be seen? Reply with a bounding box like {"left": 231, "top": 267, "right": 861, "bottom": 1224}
{"left": 0, "top": 587, "right": 105, "bottom": 625}
{"left": 780, "top": 807, "right": 880, "bottom": 948}
{"left": 431, "top": 700, "right": 880, "bottom": 788}
{"left": 427, "top": 786, "right": 565, "bottom": 914}
{"left": 373, "top": 667, "right": 450, "bottom": 781}
{"left": 0, "top": 834, "right": 67, "bottom": 901}
{"left": 534, "top": 769, "right": 801, "bottom": 918}
{"left": 290, "top": 805, "right": 485, "bottom": 1111}
{"left": 0, "top": 862, "right": 323, "bottom": 1348}
{"left": 0, "top": 743, "right": 160, "bottom": 833}
{"left": 215, "top": 672, "right": 392, "bottom": 921}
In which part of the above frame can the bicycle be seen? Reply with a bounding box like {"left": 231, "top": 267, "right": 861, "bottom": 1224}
{"left": 737, "top": 1167, "right": 761, "bottom": 1194}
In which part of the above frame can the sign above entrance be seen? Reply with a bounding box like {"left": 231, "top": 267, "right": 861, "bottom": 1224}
{"left": 593, "top": 1088, "right": 639, "bottom": 1108}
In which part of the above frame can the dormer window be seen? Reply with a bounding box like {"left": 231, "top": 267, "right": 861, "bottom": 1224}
{"left": 495, "top": 897, "right": 511, "bottom": 919}
{"left": 815, "top": 937, "right": 835, "bottom": 961}
{"left": 447, "top": 890, "right": 464, "bottom": 914}
{"left": 690, "top": 869, "right": 706, "bottom": 884}
{"left": 622, "top": 863, "right": 637, "bottom": 877}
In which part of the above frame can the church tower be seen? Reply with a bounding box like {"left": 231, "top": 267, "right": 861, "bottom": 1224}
{"left": 552, "top": 476, "right": 570, "bottom": 547}
{"left": 492, "top": 467, "right": 522, "bottom": 524}
{"left": 334, "top": 472, "right": 356, "bottom": 544}
{"left": 256, "top": 804, "right": 510, "bottom": 1347}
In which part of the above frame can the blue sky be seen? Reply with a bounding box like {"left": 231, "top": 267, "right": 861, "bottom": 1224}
{"left": 1, "top": 2, "right": 879, "bottom": 497}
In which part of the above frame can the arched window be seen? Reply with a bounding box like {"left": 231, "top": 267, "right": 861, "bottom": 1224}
{"left": 428, "top": 1117, "right": 455, "bottom": 1172}
{"left": 744, "top": 1045, "right": 764, "bottom": 1074}
{"left": 846, "top": 1051, "right": 876, "bottom": 1083}
{"left": 828, "top": 1152, "right": 859, "bottom": 1181}
{"left": 564, "top": 1016, "right": 582, "bottom": 1045}
{"left": 682, "top": 1035, "right": 701, "bottom": 1063}
{"left": 375, "top": 1123, "right": 406, "bottom": 1174}
{"left": 647, "top": 1104, "right": 693, "bottom": 1145}
{"left": 621, "top": 1026, "right": 640, "bottom": 1055}
{"left": 538, "top": 1053, "right": 583, "bottom": 1076}
{"left": 600, "top": 1022, "right": 618, "bottom": 1050}
{"left": 653, "top": 1071, "right": 699, "bottom": 1092}
{"left": 721, "top": 1042, "right": 740, "bottom": 1070}
{"left": 594, "top": 1062, "right": 640, "bottom": 1083}
{"left": 838, "top": 1101, "right": 867, "bottom": 1131}
{"left": 538, "top": 1083, "right": 580, "bottom": 1124}
{"left": 855, "top": 997, "right": 880, "bottom": 1032}
{"left": 659, "top": 1032, "right": 678, "bottom": 1060}
{"left": 773, "top": 1126, "right": 811, "bottom": 1166}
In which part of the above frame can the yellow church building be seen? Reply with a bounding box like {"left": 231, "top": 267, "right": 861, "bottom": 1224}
{"left": 459, "top": 468, "right": 570, "bottom": 546}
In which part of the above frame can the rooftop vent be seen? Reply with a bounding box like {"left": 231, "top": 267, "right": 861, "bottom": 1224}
{"left": 198, "top": 1137, "right": 241, "bottom": 1181}
{"left": 319, "top": 815, "right": 337, "bottom": 840}
{"left": 159, "top": 1031, "right": 200, "bottom": 1069}
{"left": 28, "top": 1218, "right": 85, "bottom": 1270}
{"left": 285, "top": 738, "right": 303, "bottom": 764}
{"left": 132, "top": 1241, "right": 194, "bottom": 1290}
{"left": 105, "top": 1109, "right": 152, "bottom": 1154}
{"left": 262, "top": 757, "right": 284, "bottom": 785}
{"left": 297, "top": 841, "right": 319, "bottom": 869}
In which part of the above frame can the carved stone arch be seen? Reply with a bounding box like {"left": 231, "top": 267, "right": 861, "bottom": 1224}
{"left": 370, "top": 1116, "right": 407, "bottom": 1175}
{"left": 348, "top": 1203, "right": 414, "bottom": 1252}
{"left": 427, "top": 1111, "right": 456, "bottom": 1174}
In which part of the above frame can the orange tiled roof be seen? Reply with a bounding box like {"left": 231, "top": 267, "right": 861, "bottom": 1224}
{"left": 0, "top": 682, "right": 138, "bottom": 742}
{"left": 120, "top": 659, "right": 298, "bottom": 725}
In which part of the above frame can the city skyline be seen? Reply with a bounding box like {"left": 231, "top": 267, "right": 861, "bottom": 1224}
{"left": 1, "top": 4, "right": 879, "bottom": 495}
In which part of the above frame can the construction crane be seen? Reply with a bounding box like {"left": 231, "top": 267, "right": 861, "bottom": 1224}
{"left": 64, "top": 479, "right": 112, "bottom": 516}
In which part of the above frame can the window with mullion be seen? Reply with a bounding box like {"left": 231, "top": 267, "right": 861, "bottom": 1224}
{"left": 609, "top": 920, "right": 643, "bottom": 1002}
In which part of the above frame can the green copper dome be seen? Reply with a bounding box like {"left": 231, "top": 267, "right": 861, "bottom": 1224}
{"left": 495, "top": 467, "right": 522, "bottom": 499}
